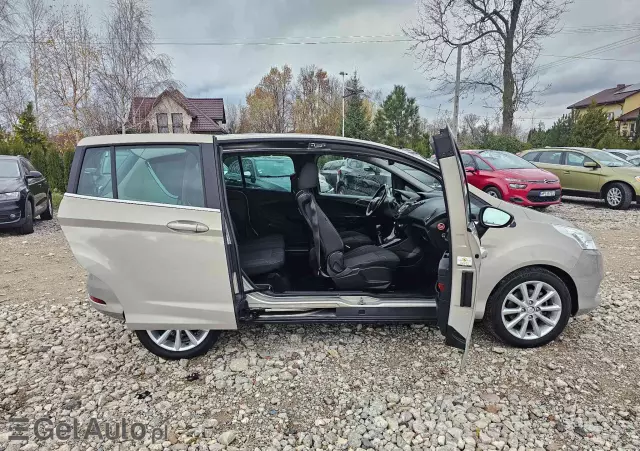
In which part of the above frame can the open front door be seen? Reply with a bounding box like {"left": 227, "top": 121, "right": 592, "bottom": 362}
{"left": 432, "top": 127, "right": 482, "bottom": 363}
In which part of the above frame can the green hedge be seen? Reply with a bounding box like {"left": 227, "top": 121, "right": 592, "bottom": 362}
{"left": 0, "top": 140, "right": 74, "bottom": 192}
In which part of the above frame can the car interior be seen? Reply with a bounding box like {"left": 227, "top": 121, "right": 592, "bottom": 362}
{"left": 222, "top": 147, "right": 486, "bottom": 298}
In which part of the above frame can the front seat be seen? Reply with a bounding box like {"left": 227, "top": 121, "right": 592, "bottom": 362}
{"left": 295, "top": 162, "right": 399, "bottom": 290}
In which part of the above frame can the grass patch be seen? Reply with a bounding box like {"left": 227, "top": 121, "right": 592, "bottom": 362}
{"left": 52, "top": 191, "right": 63, "bottom": 211}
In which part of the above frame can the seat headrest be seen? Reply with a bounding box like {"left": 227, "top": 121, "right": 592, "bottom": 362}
{"left": 297, "top": 162, "right": 319, "bottom": 190}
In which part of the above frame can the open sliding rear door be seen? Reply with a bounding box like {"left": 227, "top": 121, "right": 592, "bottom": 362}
{"left": 432, "top": 127, "right": 482, "bottom": 364}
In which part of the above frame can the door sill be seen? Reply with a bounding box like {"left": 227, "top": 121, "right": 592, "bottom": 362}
{"left": 246, "top": 290, "right": 435, "bottom": 310}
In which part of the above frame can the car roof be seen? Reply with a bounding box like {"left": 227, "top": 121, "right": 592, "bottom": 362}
{"left": 78, "top": 133, "right": 436, "bottom": 168}
{"left": 604, "top": 149, "right": 638, "bottom": 154}
{"left": 529, "top": 147, "right": 599, "bottom": 153}
{"left": 0, "top": 155, "right": 19, "bottom": 160}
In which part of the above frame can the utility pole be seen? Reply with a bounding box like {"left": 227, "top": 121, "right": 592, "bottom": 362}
{"left": 452, "top": 45, "right": 462, "bottom": 140}
{"left": 340, "top": 71, "right": 348, "bottom": 137}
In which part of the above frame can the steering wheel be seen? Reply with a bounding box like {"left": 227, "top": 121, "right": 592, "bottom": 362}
{"left": 366, "top": 185, "right": 388, "bottom": 217}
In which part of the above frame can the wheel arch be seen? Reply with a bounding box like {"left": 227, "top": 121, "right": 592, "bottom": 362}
{"left": 600, "top": 179, "right": 633, "bottom": 199}
{"left": 483, "top": 184, "right": 504, "bottom": 196}
{"left": 485, "top": 264, "right": 579, "bottom": 317}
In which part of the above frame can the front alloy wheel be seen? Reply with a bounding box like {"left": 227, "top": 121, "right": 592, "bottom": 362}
{"left": 135, "top": 329, "right": 221, "bottom": 359}
{"left": 484, "top": 267, "right": 570, "bottom": 348}
{"left": 604, "top": 183, "right": 632, "bottom": 210}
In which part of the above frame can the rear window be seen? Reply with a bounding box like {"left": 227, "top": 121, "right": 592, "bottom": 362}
{"left": 77, "top": 145, "right": 205, "bottom": 207}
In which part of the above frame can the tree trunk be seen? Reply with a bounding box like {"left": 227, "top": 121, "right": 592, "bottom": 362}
{"left": 501, "top": 37, "right": 515, "bottom": 135}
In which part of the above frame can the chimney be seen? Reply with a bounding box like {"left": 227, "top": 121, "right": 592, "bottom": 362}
{"left": 616, "top": 84, "right": 626, "bottom": 89}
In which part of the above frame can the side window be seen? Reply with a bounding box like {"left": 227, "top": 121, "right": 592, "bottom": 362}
{"left": 522, "top": 152, "right": 540, "bottom": 162}
{"left": 461, "top": 154, "right": 475, "bottom": 168}
{"left": 538, "top": 151, "right": 562, "bottom": 164}
{"left": 241, "top": 156, "right": 294, "bottom": 193}
{"left": 23, "top": 159, "right": 36, "bottom": 172}
{"left": 474, "top": 157, "right": 492, "bottom": 171}
{"left": 329, "top": 155, "right": 391, "bottom": 197}
{"left": 565, "top": 152, "right": 586, "bottom": 167}
{"left": 78, "top": 147, "right": 113, "bottom": 198}
{"left": 114, "top": 145, "right": 204, "bottom": 207}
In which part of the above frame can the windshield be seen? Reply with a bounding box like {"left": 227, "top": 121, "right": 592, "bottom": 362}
{"left": 396, "top": 163, "right": 442, "bottom": 191}
{"left": 477, "top": 150, "right": 536, "bottom": 169}
{"left": 0, "top": 160, "right": 20, "bottom": 178}
{"left": 590, "top": 150, "right": 633, "bottom": 167}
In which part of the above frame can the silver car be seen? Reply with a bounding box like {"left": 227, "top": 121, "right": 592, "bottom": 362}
{"left": 59, "top": 130, "right": 603, "bottom": 360}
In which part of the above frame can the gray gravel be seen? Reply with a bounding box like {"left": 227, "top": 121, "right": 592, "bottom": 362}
{"left": 0, "top": 199, "right": 639, "bottom": 450}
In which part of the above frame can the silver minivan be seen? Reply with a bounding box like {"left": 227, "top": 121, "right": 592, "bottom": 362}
{"left": 59, "top": 129, "right": 603, "bottom": 361}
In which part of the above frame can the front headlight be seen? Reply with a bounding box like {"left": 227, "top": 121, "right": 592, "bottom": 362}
{"left": 0, "top": 192, "right": 20, "bottom": 200}
{"left": 509, "top": 183, "right": 528, "bottom": 189}
{"left": 553, "top": 225, "right": 597, "bottom": 250}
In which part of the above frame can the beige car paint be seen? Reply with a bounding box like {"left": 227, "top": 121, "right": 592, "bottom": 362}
{"left": 59, "top": 194, "right": 237, "bottom": 330}
{"left": 60, "top": 133, "right": 602, "bottom": 334}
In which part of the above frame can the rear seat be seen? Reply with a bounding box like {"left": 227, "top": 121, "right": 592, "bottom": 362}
{"left": 238, "top": 234, "right": 285, "bottom": 277}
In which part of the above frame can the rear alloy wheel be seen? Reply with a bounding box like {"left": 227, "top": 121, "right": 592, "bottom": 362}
{"left": 337, "top": 185, "right": 346, "bottom": 195}
{"left": 40, "top": 194, "right": 54, "bottom": 220}
{"left": 484, "top": 187, "right": 502, "bottom": 199}
{"left": 484, "top": 267, "right": 570, "bottom": 348}
{"left": 135, "top": 329, "right": 221, "bottom": 359}
{"left": 604, "top": 182, "right": 632, "bottom": 210}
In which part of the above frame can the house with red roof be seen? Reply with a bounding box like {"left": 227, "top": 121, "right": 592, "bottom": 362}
{"left": 128, "top": 88, "right": 227, "bottom": 134}
{"left": 568, "top": 83, "right": 640, "bottom": 138}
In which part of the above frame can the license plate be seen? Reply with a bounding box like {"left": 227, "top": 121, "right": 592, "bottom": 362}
{"left": 539, "top": 190, "right": 556, "bottom": 197}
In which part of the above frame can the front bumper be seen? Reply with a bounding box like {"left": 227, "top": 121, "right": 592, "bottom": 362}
{"left": 507, "top": 186, "right": 562, "bottom": 207}
{"left": 0, "top": 199, "right": 25, "bottom": 228}
{"left": 569, "top": 249, "right": 604, "bottom": 316}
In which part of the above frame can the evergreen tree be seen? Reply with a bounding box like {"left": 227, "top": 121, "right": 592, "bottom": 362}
{"left": 14, "top": 103, "right": 47, "bottom": 147}
{"left": 570, "top": 104, "right": 615, "bottom": 148}
{"left": 343, "top": 73, "right": 370, "bottom": 140}
{"left": 371, "top": 86, "right": 421, "bottom": 149}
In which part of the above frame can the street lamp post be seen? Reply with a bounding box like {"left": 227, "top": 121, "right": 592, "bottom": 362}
{"left": 339, "top": 71, "right": 348, "bottom": 137}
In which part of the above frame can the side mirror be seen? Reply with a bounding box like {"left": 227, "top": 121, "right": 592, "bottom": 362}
{"left": 26, "top": 170, "right": 42, "bottom": 179}
{"left": 243, "top": 170, "right": 256, "bottom": 183}
{"left": 478, "top": 206, "right": 513, "bottom": 229}
{"left": 464, "top": 166, "right": 476, "bottom": 173}
{"left": 364, "top": 166, "right": 375, "bottom": 173}
{"left": 583, "top": 161, "right": 598, "bottom": 169}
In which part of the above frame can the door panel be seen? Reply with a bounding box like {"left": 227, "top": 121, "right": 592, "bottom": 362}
{"left": 59, "top": 195, "right": 237, "bottom": 330}
{"left": 432, "top": 127, "right": 482, "bottom": 362}
{"left": 564, "top": 152, "right": 601, "bottom": 192}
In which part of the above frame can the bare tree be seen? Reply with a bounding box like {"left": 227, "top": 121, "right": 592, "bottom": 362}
{"left": 0, "top": 0, "right": 27, "bottom": 129}
{"left": 41, "top": 3, "right": 96, "bottom": 133}
{"left": 224, "top": 103, "right": 242, "bottom": 134}
{"left": 293, "top": 65, "right": 341, "bottom": 134}
{"left": 20, "top": 0, "right": 50, "bottom": 126}
{"left": 407, "top": 0, "right": 570, "bottom": 134}
{"left": 95, "top": 0, "right": 173, "bottom": 134}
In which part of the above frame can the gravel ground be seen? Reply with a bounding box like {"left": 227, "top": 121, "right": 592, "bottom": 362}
{"left": 1, "top": 199, "right": 639, "bottom": 451}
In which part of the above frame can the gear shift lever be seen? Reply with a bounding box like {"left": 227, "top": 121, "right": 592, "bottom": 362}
{"left": 376, "top": 224, "right": 383, "bottom": 244}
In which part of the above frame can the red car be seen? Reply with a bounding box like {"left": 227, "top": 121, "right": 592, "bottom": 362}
{"left": 461, "top": 149, "right": 561, "bottom": 208}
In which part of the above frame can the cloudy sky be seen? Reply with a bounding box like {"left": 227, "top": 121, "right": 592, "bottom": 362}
{"left": 89, "top": 0, "right": 640, "bottom": 129}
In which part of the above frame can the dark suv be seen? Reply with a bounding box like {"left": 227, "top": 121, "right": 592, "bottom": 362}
{"left": 0, "top": 155, "right": 53, "bottom": 234}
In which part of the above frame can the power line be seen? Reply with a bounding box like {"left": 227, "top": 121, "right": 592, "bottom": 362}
{"left": 538, "top": 34, "right": 640, "bottom": 71}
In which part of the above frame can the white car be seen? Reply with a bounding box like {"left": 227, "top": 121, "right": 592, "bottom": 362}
{"left": 59, "top": 129, "right": 603, "bottom": 360}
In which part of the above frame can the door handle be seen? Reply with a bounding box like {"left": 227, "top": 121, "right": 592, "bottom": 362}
{"left": 167, "top": 220, "right": 209, "bottom": 233}
{"left": 562, "top": 171, "right": 570, "bottom": 174}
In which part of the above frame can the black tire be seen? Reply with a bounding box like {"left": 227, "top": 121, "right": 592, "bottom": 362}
{"left": 483, "top": 267, "right": 571, "bottom": 348}
{"left": 40, "top": 193, "right": 53, "bottom": 220}
{"left": 135, "top": 330, "right": 221, "bottom": 359}
{"left": 337, "top": 184, "right": 346, "bottom": 195}
{"left": 533, "top": 206, "right": 549, "bottom": 211}
{"left": 18, "top": 200, "right": 34, "bottom": 235}
{"left": 603, "top": 182, "right": 633, "bottom": 210}
{"left": 484, "top": 186, "right": 503, "bottom": 199}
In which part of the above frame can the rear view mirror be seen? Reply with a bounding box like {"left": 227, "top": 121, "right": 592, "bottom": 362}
{"left": 464, "top": 166, "right": 476, "bottom": 173}
{"left": 479, "top": 206, "right": 513, "bottom": 228}
{"left": 26, "top": 170, "right": 42, "bottom": 179}
{"left": 583, "top": 161, "right": 598, "bottom": 169}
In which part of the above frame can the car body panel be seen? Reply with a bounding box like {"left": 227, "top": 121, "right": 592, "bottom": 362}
{"left": 433, "top": 128, "right": 482, "bottom": 355}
